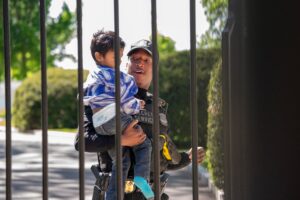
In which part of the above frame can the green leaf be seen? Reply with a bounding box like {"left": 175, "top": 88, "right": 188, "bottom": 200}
{"left": 0, "top": 0, "right": 76, "bottom": 81}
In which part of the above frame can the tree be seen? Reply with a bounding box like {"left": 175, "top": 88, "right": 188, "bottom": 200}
{"left": 199, "top": 0, "right": 228, "bottom": 48}
{"left": 157, "top": 33, "right": 176, "bottom": 56}
{"left": 150, "top": 33, "right": 176, "bottom": 59}
{"left": 0, "top": 0, "right": 76, "bottom": 81}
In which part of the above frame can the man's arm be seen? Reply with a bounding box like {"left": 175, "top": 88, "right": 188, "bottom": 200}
{"left": 74, "top": 105, "right": 114, "bottom": 152}
{"left": 166, "top": 152, "right": 191, "bottom": 170}
{"left": 74, "top": 120, "right": 115, "bottom": 152}
{"left": 74, "top": 106, "right": 146, "bottom": 152}
{"left": 166, "top": 147, "right": 206, "bottom": 171}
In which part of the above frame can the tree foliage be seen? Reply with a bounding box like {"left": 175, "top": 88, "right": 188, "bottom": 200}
{"left": 149, "top": 33, "right": 176, "bottom": 60}
{"left": 200, "top": 0, "right": 228, "bottom": 48}
{"left": 0, "top": 0, "right": 76, "bottom": 81}
{"left": 207, "top": 59, "right": 224, "bottom": 189}
{"left": 159, "top": 48, "right": 220, "bottom": 148}
{"left": 157, "top": 33, "right": 176, "bottom": 56}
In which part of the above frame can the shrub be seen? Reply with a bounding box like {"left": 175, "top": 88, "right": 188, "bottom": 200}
{"left": 207, "top": 59, "right": 224, "bottom": 190}
{"left": 12, "top": 68, "right": 88, "bottom": 131}
{"left": 159, "top": 48, "right": 221, "bottom": 148}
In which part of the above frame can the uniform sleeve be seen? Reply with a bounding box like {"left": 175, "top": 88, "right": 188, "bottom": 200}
{"left": 166, "top": 152, "right": 191, "bottom": 171}
{"left": 74, "top": 130, "right": 115, "bottom": 152}
{"left": 74, "top": 106, "right": 115, "bottom": 152}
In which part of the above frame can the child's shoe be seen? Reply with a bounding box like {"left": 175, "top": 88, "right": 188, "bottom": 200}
{"left": 133, "top": 176, "right": 154, "bottom": 199}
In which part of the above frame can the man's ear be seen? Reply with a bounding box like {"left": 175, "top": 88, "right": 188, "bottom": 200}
{"left": 95, "top": 52, "right": 103, "bottom": 63}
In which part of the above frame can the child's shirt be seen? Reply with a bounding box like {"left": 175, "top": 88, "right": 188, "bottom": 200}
{"left": 83, "top": 65, "right": 141, "bottom": 115}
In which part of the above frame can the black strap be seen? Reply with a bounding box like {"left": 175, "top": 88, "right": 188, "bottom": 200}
{"left": 97, "top": 152, "right": 101, "bottom": 167}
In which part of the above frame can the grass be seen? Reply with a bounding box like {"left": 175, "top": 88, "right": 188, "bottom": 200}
{"left": 0, "top": 108, "right": 5, "bottom": 118}
{"left": 0, "top": 120, "right": 5, "bottom": 126}
{"left": 0, "top": 108, "right": 6, "bottom": 126}
{"left": 48, "top": 128, "right": 77, "bottom": 133}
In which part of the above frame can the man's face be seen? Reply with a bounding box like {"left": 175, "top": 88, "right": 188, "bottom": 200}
{"left": 127, "top": 49, "right": 153, "bottom": 90}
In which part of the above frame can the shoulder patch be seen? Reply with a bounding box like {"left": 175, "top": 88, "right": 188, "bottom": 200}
{"left": 159, "top": 113, "right": 168, "bottom": 126}
{"left": 158, "top": 98, "right": 166, "bottom": 107}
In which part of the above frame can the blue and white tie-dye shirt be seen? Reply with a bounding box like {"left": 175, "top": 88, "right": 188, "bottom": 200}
{"left": 83, "top": 65, "right": 141, "bottom": 115}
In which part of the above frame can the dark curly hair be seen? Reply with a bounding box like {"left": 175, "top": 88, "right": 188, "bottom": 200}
{"left": 90, "top": 29, "right": 125, "bottom": 63}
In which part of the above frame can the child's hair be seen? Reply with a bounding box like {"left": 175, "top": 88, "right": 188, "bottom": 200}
{"left": 90, "top": 29, "right": 125, "bottom": 63}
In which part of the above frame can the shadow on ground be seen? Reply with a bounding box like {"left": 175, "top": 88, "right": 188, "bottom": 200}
{"left": 0, "top": 133, "right": 214, "bottom": 200}
{"left": 0, "top": 140, "right": 96, "bottom": 200}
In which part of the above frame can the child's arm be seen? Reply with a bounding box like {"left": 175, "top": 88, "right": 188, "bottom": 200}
{"left": 84, "top": 68, "right": 116, "bottom": 111}
{"left": 121, "top": 98, "right": 145, "bottom": 114}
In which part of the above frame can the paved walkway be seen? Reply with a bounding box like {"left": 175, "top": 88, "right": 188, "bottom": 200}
{"left": 0, "top": 128, "right": 214, "bottom": 200}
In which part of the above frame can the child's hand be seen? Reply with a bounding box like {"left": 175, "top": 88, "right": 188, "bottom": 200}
{"left": 140, "top": 100, "right": 145, "bottom": 109}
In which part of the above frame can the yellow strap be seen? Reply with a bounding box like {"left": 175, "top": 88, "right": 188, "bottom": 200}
{"left": 160, "top": 135, "right": 172, "bottom": 160}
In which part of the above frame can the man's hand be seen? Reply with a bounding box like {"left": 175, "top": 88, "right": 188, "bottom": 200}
{"left": 187, "top": 147, "right": 205, "bottom": 164}
{"left": 121, "top": 120, "right": 146, "bottom": 147}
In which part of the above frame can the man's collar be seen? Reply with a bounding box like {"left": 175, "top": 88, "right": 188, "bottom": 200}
{"left": 136, "top": 88, "right": 148, "bottom": 99}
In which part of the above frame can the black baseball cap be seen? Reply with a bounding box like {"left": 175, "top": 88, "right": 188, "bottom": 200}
{"left": 127, "top": 39, "right": 152, "bottom": 56}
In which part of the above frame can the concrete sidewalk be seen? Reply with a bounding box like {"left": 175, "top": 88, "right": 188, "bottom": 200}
{"left": 0, "top": 127, "right": 215, "bottom": 199}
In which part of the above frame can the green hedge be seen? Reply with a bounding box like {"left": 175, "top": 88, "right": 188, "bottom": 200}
{"left": 12, "top": 68, "right": 88, "bottom": 131}
{"left": 207, "top": 59, "right": 224, "bottom": 190}
{"left": 159, "top": 48, "right": 220, "bottom": 148}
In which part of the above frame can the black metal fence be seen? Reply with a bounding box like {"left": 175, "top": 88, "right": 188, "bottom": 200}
{"left": 3, "top": 0, "right": 200, "bottom": 199}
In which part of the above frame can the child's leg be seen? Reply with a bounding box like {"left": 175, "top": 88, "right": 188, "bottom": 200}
{"left": 132, "top": 138, "right": 152, "bottom": 179}
{"left": 94, "top": 112, "right": 133, "bottom": 135}
{"left": 105, "top": 148, "right": 131, "bottom": 200}
{"left": 132, "top": 138, "right": 154, "bottom": 199}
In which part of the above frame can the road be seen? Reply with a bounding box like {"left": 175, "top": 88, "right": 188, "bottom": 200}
{"left": 0, "top": 128, "right": 214, "bottom": 200}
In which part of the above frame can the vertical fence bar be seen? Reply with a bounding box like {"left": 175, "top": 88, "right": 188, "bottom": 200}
{"left": 222, "top": 13, "right": 235, "bottom": 200}
{"left": 190, "top": 0, "right": 199, "bottom": 199}
{"left": 39, "top": 0, "right": 49, "bottom": 199}
{"left": 76, "top": 0, "right": 85, "bottom": 199}
{"left": 3, "top": 0, "right": 12, "bottom": 199}
{"left": 113, "top": 0, "right": 122, "bottom": 199}
{"left": 151, "top": 0, "right": 160, "bottom": 199}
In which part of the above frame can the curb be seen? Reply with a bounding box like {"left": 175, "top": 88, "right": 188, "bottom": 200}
{"left": 187, "top": 164, "right": 224, "bottom": 200}
{"left": 208, "top": 179, "right": 224, "bottom": 200}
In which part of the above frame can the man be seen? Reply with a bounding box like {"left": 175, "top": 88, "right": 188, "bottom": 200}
{"left": 74, "top": 39, "right": 205, "bottom": 199}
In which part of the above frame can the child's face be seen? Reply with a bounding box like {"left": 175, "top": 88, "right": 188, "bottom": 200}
{"left": 95, "top": 48, "right": 124, "bottom": 67}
